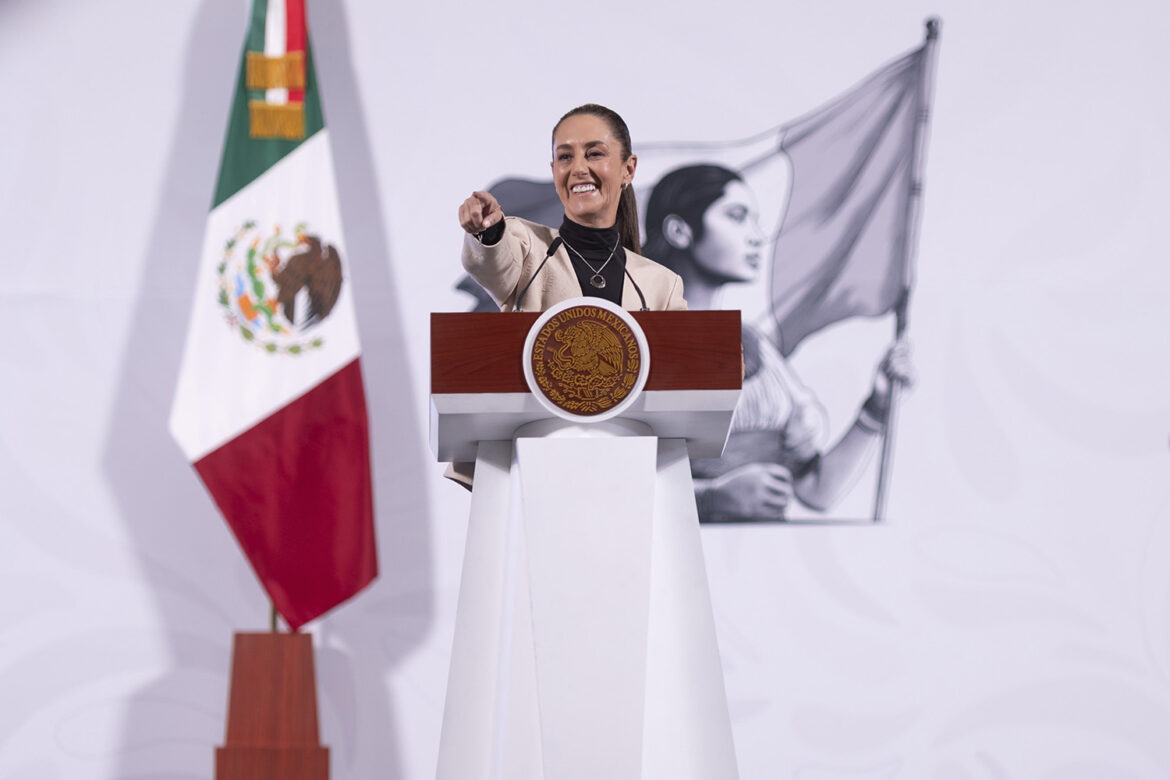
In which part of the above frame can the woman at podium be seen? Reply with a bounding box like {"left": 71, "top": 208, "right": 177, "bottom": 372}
{"left": 438, "top": 111, "right": 744, "bottom": 780}
{"left": 456, "top": 104, "right": 687, "bottom": 314}
{"left": 446, "top": 104, "right": 689, "bottom": 489}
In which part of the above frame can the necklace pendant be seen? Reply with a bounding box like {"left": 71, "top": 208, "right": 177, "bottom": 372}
{"left": 563, "top": 235, "right": 620, "bottom": 291}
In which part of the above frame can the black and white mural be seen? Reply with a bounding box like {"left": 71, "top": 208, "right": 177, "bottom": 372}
{"left": 5, "top": 2, "right": 1170, "bottom": 778}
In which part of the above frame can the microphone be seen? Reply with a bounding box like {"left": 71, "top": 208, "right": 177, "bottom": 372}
{"left": 623, "top": 266, "right": 648, "bottom": 311}
{"left": 514, "top": 236, "right": 563, "bottom": 312}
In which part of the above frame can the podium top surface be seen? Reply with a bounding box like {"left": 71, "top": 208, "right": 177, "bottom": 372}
{"left": 430, "top": 310, "right": 742, "bottom": 460}
{"left": 431, "top": 310, "right": 741, "bottom": 395}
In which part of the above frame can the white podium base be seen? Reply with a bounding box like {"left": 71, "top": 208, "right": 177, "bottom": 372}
{"left": 437, "top": 423, "right": 738, "bottom": 780}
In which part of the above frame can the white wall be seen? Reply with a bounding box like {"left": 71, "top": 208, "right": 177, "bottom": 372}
{"left": 1, "top": 0, "right": 1168, "bottom": 777}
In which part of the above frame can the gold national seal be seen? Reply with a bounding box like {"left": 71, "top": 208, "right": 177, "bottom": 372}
{"left": 529, "top": 305, "right": 642, "bottom": 416}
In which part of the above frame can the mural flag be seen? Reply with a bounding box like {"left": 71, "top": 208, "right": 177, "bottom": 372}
{"left": 169, "top": 0, "right": 376, "bottom": 630}
{"left": 770, "top": 34, "right": 933, "bottom": 356}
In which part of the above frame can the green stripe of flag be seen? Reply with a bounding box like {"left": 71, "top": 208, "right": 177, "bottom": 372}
{"left": 212, "top": 2, "right": 325, "bottom": 208}
{"left": 247, "top": 0, "right": 267, "bottom": 54}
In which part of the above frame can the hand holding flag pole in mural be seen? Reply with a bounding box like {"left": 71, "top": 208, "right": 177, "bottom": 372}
{"left": 170, "top": 0, "right": 376, "bottom": 631}
{"left": 467, "top": 19, "right": 941, "bottom": 523}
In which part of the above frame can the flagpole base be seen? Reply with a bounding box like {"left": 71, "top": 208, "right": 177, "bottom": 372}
{"left": 216, "top": 747, "right": 329, "bottom": 779}
{"left": 216, "top": 632, "right": 329, "bottom": 780}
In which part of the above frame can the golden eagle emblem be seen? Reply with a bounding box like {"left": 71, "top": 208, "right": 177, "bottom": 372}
{"left": 216, "top": 220, "right": 344, "bottom": 355}
{"left": 529, "top": 305, "right": 642, "bottom": 416}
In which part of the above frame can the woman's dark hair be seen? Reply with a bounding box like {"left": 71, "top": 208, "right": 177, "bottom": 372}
{"left": 553, "top": 104, "right": 642, "bottom": 254}
{"left": 642, "top": 164, "right": 741, "bottom": 270}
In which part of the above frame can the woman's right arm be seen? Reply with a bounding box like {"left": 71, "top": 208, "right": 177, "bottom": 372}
{"left": 458, "top": 190, "right": 525, "bottom": 306}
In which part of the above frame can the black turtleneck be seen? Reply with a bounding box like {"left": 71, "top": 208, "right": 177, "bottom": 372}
{"left": 556, "top": 217, "right": 625, "bottom": 305}
{"left": 477, "top": 216, "right": 627, "bottom": 305}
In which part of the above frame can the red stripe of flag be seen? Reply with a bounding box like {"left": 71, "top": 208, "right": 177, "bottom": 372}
{"left": 194, "top": 358, "right": 376, "bottom": 630}
{"left": 286, "top": 0, "right": 306, "bottom": 103}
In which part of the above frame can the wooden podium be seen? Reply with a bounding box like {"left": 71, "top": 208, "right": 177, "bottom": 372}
{"left": 432, "top": 306, "right": 742, "bottom": 780}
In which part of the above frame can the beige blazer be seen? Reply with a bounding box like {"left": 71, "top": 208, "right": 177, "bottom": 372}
{"left": 462, "top": 217, "right": 688, "bottom": 313}
{"left": 446, "top": 217, "right": 688, "bottom": 488}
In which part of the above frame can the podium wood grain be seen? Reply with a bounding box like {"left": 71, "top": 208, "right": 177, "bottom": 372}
{"left": 431, "top": 310, "right": 741, "bottom": 394}
{"left": 216, "top": 632, "right": 329, "bottom": 780}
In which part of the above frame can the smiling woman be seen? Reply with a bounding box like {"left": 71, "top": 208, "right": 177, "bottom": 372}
{"left": 448, "top": 105, "right": 689, "bottom": 489}
{"left": 550, "top": 109, "right": 638, "bottom": 247}
{"left": 455, "top": 104, "right": 686, "bottom": 314}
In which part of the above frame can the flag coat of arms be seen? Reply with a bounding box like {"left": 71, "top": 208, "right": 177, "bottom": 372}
{"left": 170, "top": 0, "right": 376, "bottom": 630}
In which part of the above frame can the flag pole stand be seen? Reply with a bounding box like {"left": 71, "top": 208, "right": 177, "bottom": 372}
{"left": 215, "top": 632, "right": 330, "bottom": 779}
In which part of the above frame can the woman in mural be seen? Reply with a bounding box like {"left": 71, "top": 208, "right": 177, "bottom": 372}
{"left": 456, "top": 103, "right": 687, "bottom": 314}
{"left": 643, "top": 164, "right": 911, "bottom": 521}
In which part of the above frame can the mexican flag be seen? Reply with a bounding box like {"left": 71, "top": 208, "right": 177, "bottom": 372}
{"left": 169, "top": 0, "right": 376, "bottom": 631}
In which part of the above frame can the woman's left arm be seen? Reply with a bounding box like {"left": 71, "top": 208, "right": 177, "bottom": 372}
{"left": 793, "top": 340, "right": 913, "bottom": 510}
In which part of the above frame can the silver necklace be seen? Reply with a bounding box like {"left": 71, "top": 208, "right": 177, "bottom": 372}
{"left": 561, "top": 235, "right": 620, "bottom": 289}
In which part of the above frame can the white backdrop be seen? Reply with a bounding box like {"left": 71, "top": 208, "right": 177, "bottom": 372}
{"left": 2, "top": 0, "right": 1170, "bottom": 778}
